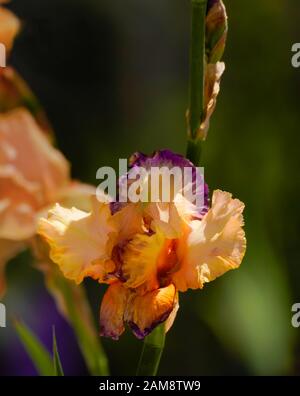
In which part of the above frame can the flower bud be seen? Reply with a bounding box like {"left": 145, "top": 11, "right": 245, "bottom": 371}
{"left": 206, "top": 0, "right": 228, "bottom": 64}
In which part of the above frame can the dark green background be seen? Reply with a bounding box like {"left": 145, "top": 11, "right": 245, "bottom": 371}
{"left": 1, "top": 0, "right": 299, "bottom": 375}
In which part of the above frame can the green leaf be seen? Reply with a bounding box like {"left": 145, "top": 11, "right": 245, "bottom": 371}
{"left": 14, "top": 320, "right": 53, "bottom": 376}
{"left": 52, "top": 326, "right": 64, "bottom": 376}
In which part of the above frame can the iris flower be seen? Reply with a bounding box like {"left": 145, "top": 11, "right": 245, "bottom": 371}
{"left": 38, "top": 150, "right": 246, "bottom": 340}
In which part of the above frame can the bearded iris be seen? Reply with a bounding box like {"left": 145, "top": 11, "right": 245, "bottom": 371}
{"left": 38, "top": 149, "right": 246, "bottom": 340}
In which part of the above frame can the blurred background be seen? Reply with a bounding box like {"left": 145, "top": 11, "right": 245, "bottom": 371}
{"left": 1, "top": 0, "right": 300, "bottom": 375}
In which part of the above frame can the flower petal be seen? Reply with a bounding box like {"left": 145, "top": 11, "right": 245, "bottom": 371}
{"left": 38, "top": 198, "right": 117, "bottom": 284}
{"left": 99, "top": 282, "right": 129, "bottom": 340}
{"left": 172, "top": 190, "right": 246, "bottom": 291}
{"left": 125, "top": 284, "right": 176, "bottom": 339}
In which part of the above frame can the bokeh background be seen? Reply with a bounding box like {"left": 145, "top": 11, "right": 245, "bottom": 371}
{"left": 1, "top": 0, "right": 300, "bottom": 375}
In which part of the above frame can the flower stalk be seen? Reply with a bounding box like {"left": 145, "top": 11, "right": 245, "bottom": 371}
{"left": 187, "top": 0, "right": 208, "bottom": 165}
{"left": 186, "top": 0, "right": 227, "bottom": 166}
{"left": 136, "top": 324, "right": 166, "bottom": 376}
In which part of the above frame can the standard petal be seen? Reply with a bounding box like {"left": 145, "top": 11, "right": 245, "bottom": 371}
{"left": 124, "top": 284, "right": 176, "bottom": 339}
{"left": 99, "top": 282, "right": 129, "bottom": 340}
{"left": 38, "top": 199, "right": 117, "bottom": 284}
{"left": 172, "top": 190, "right": 246, "bottom": 291}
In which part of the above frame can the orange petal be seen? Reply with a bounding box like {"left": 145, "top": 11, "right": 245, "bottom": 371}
{"left": 172, "top": 190, "right": 246, "bottom": 291}
{"left": 124, "top": 284, "right": 176, "bottom": 339}
{"left": 99, "top": 282, "right": 129, "bottom": 340}
{"left": 38, "top": 199, "right": 117, "bottom": 284}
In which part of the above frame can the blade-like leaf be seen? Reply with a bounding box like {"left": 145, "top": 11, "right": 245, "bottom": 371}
{"left": 14, "top": 320, "right": 53, "bottom": 376}
{"left": 52, "top": 326, "right": 64, "bottom": 376}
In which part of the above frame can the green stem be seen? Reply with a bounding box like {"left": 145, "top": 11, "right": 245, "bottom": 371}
{"left": 186, "top": 138, "right": 202, "bottom": 166}
{"left": 187, "top": 0, "right": 207, "bottom": 165}
{"left": 136, "top": 324, "right": 165, "bottom": 376}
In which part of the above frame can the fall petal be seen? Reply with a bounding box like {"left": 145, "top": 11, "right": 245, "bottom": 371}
{"left": 99, "top": 282, "right": 129, "bottom": 340}
{"left": 125, "top": 284, "right": 176, "bottom": 339}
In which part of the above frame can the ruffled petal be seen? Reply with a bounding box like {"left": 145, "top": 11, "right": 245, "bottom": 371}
{"left": 124, "top": 284, "right": 176, "bottom": 339}
{"left": 172, "top": 190, "right": 246, "bottom": 291}
{"left": 38, "top": 198, "right": 117, "bottom": 284}
{"left": 99, "top": 282, "right": 129, "bottom": 340}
